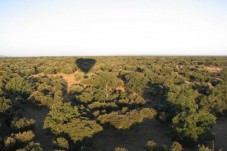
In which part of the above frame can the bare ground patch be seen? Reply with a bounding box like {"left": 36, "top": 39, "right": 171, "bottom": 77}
{"left": 204, "top": 66, "right": 223, "bottom": 72}
{"left": 91, "top": 119, "right": 172, "bottom": 151}
{"left": 30, "top": 70, "right": 83, "bottom": 92}
{"left": 214, "top": 118, "right": 227, "bottom": 150}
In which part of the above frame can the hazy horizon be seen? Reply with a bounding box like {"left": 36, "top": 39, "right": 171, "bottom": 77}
{"left": 0, "top": 0, "right": 227, "bottom": 56}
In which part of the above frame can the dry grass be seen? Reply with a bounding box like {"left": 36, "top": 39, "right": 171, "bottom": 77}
{"left": 30, "top": 70, "right": 84, "bottom": 92}
{"left": 204, "top": 66, "right": 223, "bottom": 72}
{"left": 116, "top": 86, "right": 126, "bottom": 92}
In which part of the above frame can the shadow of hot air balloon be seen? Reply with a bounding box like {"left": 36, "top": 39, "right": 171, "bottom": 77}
{"left": 76, "top": 58, "right": 96, "bottom": 78}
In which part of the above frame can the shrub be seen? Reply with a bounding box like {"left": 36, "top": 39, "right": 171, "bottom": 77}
{"left": 125, "top": 72, "right": 148, "bottom": 94}
{"left": 53, "top": 137, "right": 69, "bottom": 149}
{"left": 11, "top": 118, "right": 35, "bottom": 131}
{"left": 98, "top": 108, "right": 156, "bottom": 130}
{"left": 4, "top": 136, "right": 16, "bottom": 148}
{"left": 16, "top": 141, "right": 43, "bottom": 151}
{"left": 146, "top": 140, "right": 157, "bottom": 151}
{"left": 0, "top": 97, "right": 12, "bottom": 114}
{"left": 14, "top": 130, "right": 35, "bottom": 143}
{"left": 198, "top": 145, "right": 212, "bottom": 151}
{"left": 170, "top": 142, "right": 183, "bottom": 151}
{"left": 5, "top": 76, "right": 32, "bottom": 97}
{"left": 44, "top": 103, "right": 103, "bottom": 142}
{"left": 135, "top": 95, "right": 146, "bottom": 105}
{"left": 77, "top": 92, "right": 93, "bottom": 103}
{"left": 114, "top": 147, "right": 128, "bottom": 151}
{"left": 70, "top": 84, "right": 84, "bottom": 93}
{"left": 146, "top": 140, "right": 167, "bottom": 151}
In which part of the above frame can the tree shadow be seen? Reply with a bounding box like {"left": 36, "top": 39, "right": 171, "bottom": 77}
{"left": 76, "top": 58, "right": 96, "bottom": 77}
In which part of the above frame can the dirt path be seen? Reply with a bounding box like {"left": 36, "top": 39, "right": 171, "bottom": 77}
{"left": 21, "top": 102, "right": 53, "bottom": 151}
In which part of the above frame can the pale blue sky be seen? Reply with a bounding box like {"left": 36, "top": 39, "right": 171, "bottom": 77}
{"left": 0, "top": 0, "right": 227, "bottom": 56}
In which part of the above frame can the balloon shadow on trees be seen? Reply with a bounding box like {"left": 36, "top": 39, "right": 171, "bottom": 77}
{"left": 76, "top": 58, "right": 96, "bottom": 77}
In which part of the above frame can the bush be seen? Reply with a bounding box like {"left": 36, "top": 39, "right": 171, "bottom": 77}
{"left": 4, "top": 136, "right": 16, "bottom": 148}
{"left": 77, "top": 92, "right": 93, "bottom": 103}
{"left": 70, "top": 84, "right": 84, "bottom": 93}
{"left": 135, "top": 95, "right": 146, "bottom": 105}
{"left": 0, "top": 97, "right": 12, "bottom": 114}
{"left": 114, "top": 147, "right": 128, "bottom": 151}
{"left": 198, "top": 145, "right": 212, "bottom": 151}
{"left": 53, "top": 137, "right": 69, "bottom": 149}
{"left": 146, "top": 140, "right": 157, "bottom": 151}
{"left": 146, "top": 140, "right": 167, "bottom": 151}
{"left": 170, "top": 142, "right": 182, "bottom": 151}
{"left": 14, "top": 130, "right": 35, "bottom": 143}
{"left": 98, "top": 108, "right": 156, "bottom": 130}
{"left": 125, "top": 72, "right": 148, "bottom": 94}
{"left": 11, "top": 118, "right": 35, "bottom": 131}
{"left": 5, "top": 76, "right": 32, "bottom": 97}
{"left": 44, "top": 103, "right": 103, "bottom": 142}
{"left": 16, "top": 141, "right": 43, "bottom": 151}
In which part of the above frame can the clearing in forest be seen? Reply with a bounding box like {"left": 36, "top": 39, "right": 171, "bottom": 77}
{"left": 30, "top": 70, "right": 84, "bottom": 92}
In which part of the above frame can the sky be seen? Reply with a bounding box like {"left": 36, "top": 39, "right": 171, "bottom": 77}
{"left": 0, "top": 0, "right": 227, "bottom": 56}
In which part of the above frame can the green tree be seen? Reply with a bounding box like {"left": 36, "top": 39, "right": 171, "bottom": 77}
{"left": 125, "top": 72, "right": 148, "bottom": 94}
{"left": 44, "top": 103, "right": 103, "bottom": 142}
{"left": 5, "top": 77, "right": 32, "bottom": 97}
{"left": 91, "top": 71, "right": 123, "bottom": 101}
{"left": 171, "top": 110, "right": 216, "bottom": 144}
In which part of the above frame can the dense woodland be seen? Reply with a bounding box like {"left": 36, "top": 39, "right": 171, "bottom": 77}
{"left": 0, "top": 56, "right": 226, "bottom": 151}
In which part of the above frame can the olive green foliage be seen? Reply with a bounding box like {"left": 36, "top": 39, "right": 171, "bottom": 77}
{"left": 4, "top": 130, "right": 35, "bottom": 149}
{"left": 88, "top": 101, "right": 117, "bottom": 110}
{"left": 11, "top": 118, "right": 35, "bottom": 131}
{"left": 0, "top": 97, "right": 12, "bottom": 114}
{"left": 125, "top": 72, "right": 148, "bottom": 94}
{"left": 44, "top": 103, "right": 103, "bottom": 142}
{"left": 146, "top": 140, "right": 157, "bottom": 151}
{"left": 170, "top": 142, "right": 183, "bottom": 151}
{"left": 202, "top": 72, "right": 227, "bottom": 115}
{"left": 77, "top": 91, "right": 93, "bottom": 103}
{"left": 53, "top": 137, "right": 69, "bottom": 149}
{"left": 14, "top": 130, "right": 35, "bottom": 143}
{"left": 28, "top": 77, "right": 65, "bottom": 108}
{"left": 114, "top": 147, "right": 128, "bottom": 151}
{"left": 146, "top": 140, "right": 167, "bottom": 151}
{"left": 98, "top": 108, "right": 156, "bottom": 130}
{"left": 70, "top": 84, "right": 84, "bottom": 93}
{"left": 146, "top": 140, "right": 182, "bottom": 151}
{"left": 171, "top": 110, "right": 216, "bottom": 144}
{"left": 0, "top": 56, "right": 226, "bottom": 150}
{"left": 5, "top": 76, "right": 32, "bottom": 97}
{"left": 91, "top": 71, "right": 124, "bottom": 100}
{"left": 198, "top": 144, "right": 212, "bottom": 151}
{"left": 16, "top": 141, "right": 43, "bottom": 151}
{"left": 168, "top": 85, "right": 199, "bottom": 112}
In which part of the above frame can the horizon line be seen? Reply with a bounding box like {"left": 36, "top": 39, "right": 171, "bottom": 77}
{"left": 1, "top": 54, "right": 227, "bottom": 58}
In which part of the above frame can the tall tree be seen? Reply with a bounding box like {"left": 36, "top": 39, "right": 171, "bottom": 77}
{"left": 91, "top": 71, "right": 123, "bottom": 101}
{"left": 44, "top": 103, "right": 103, "bottom": 142}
